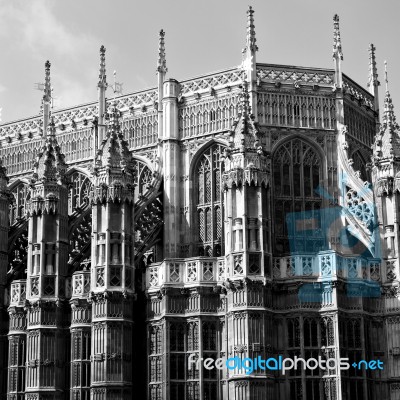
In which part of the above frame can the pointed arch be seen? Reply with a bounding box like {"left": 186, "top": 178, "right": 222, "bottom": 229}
{"left": 350, "top": 150, "right": 368, "bottom": 182}
{"left": 8, "top": 178, "right": 30, "bottom": 226}
{"left": 272, "top": 136, "right": 325, "bottom": 255}
{"left": 188, "top": 138, "right": 229, "bottom": 178}
{"left": 190, "top": 140, "right": 227, "bottom": 257}
{"left": 132, "top": 157, "right": 154, "bottom": 203}
{"left": 66, "top": 169, "right": 92, "bottom": 214}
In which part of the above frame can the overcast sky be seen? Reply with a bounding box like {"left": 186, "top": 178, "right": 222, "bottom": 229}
{"left": 0, "top": 0, "right": 399, "bottom": 124}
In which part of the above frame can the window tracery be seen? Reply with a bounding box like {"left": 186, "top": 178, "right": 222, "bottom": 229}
{"left": 272, "top": 138, "right": 323, "bottom": 255}
{"left": 257, "top": 93, "right": 336, "bottom": 129}
{"left": 287, "top": 315, "right": 336, "bottom": 400}
{"left": 68, "top": 213, "right": 92, "bottom": 268}
{"left": 149, "top": 325, "right": 163, "bottom": 399}
{"left": 351, "top": 150, "right": 368, "bottom": 182}
{"left": 9, "top": 183, "right": 30, "bottom": 225}
{"left": 71, "top": 330, "right": 91, "bottom": 398}
{"left": 9, "top": 228, "right": 28, "bottom": 279}
{"left": 69, "top": 172, "right": 92, "bottom": 214}
{"left": 195, "top": 144, "right": 225, "bottom": 257}
{"left": 133, "top": 159, "right": 153, "bottom": 202}
{"left": 179, "top": 95, "right": 239, "bottom": 138}
{"left": 339, "top": 318, "right": 364, "bottom": 396}
{"left": 166, "top": 320, "right": 219, "bottom": 400}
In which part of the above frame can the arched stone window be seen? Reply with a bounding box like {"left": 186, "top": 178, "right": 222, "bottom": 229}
{"left": 351, "top": 150, "right": 368, "bottom": 182}
{"left": 273, "top": 138, "right": 324, "bottom": 255}
{"left": 68, "top": 171, "right": 92, "bottom": 214}
{"left": 195, "top": 144, "right": 225, "bottom": 257}
{"left": 133, "top": 159, "right": 153, "bottom": 202}
{"left": 9, "top": 182, "right": 30, "bottom": 225}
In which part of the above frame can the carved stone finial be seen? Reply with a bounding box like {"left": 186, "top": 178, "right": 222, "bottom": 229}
{"left": 44, "top": 60, "right": 51, "bottom": 103}
{"left": 382, "top": 88, "right": 398, "bottom": 130}
{"left": 332, "top": 14, "right": 343, "bottom": 61}
{"left": 98, "top": 45, "right": 107, "bottom": 88}
{"left": 381, "top": 61, "right": 398, "bottom": 129}
{"left": 48, "top": 116, "right": 56, "bottom": 137}
{"left": 239, "top": 81, "right": 251, "bottom": 117}
{"left": 157, "top": 29, "right": 167, "bottom": 74}
{"left": 107, "top": 101, "right": 122, "bottom": 133}
{"left": 243, "top": 6, "right": 258, "bottom": 55}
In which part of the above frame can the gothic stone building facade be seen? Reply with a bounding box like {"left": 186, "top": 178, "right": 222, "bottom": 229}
{"left": 0, "top": 8, "right": 398, "bottom": 400}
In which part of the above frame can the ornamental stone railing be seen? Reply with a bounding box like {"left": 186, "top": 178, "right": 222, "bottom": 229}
{"left": 147, "top": 257, "right": 226, "bottom": 290}
{"left": 271, "top": 251, "right": 381, "bottom": 282}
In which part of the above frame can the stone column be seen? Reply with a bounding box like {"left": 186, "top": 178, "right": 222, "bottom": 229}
{"left": 162, "top": 79, "right": 180, "bottom": 258}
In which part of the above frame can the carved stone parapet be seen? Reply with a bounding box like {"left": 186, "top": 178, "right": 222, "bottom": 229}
{"left": 7, "top": 305, "right": 25, "bottom": 315}
{"left": 89, "top": 290, "right": 135, "bottom": 303}
{"left": 70, "top": 298, "right": 91, "bottom": 309}
{"left": 90, "top": 182, "right": 135, "bottom": 204}
{"left": 26, "top": 193, "right": 59, "bottom": 216}
{"left": 222, "top": 167, "right": 268, "bottom": 188}
{"left": 375, "top": 177, "right": 394, "bottom": 196}
{"left": 222, "top": 168, "right": 244, "bottom": 188}
{"left": 7, "top": 306, "right": 26, "bottom": 333}
{"left": 25, "top": 298, "right": 66, "bottom": 310}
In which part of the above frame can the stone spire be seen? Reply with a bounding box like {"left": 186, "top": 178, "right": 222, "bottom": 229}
{"left": 243, "top": 6, "right": 258, "bottom": 56}
{"left": 42, "top": 61, "right": 52, "bottom": 138}
{"left": 368, "top": 44, "right": 379, "bottom": 93}
{"left": 242, "top": 6, "right": 258, "bottom": 121}
{"left": 94, "top": 102, "right": 134, "bottom": 182}
{"left": 157, "top": 30, "right": 167, "bottom": 140}
{"left": 32, "top": 117, "right": 67, "bottom": 184}
{"left": 97, "top": 45, "right": 108, "bottom": 150}
{"left": 372, "top": 61, "right": 400, "bottom": 164}
{"left": 382, "top": 61, "right": 398, "bottom": 129}
{"left": 369, "top": 45, "right": 381, "bottom": 131}
{"left": 332, "top": 14, "right": 343, "bottom": 88}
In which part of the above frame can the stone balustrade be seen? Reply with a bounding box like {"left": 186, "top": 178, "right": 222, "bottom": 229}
{"left": 147, "top": 257, "right": 226, "bottom": 290}
{"left": 272, "top": 251, "right": 381, "bottom": 282}
{"left": 146, "top": 252, "right": 382, "bottom": 290}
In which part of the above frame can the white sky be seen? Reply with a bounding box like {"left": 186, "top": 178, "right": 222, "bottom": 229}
{"left": 0, "top": 0, "right": 399, "bottom": 123}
